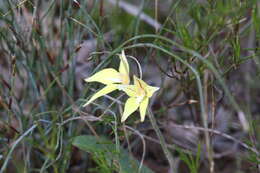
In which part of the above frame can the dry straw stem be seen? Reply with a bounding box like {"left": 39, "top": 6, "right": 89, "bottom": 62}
{"left": 203, "top": 69, "right": 214, "bottom": 173}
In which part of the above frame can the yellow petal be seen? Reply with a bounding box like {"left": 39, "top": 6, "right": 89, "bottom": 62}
{"left": 133, "top": 75, "right": 142, "bottom": 89}
{"left": 83, "top": 84, "right": 117, "bottom": 106}
{"left": 121, "top": 85, "right": 138, "bottom": 97}
{"left": 85, "top": 68, "right": 122, "bottom": 84}
{"left": 121, "top": 97, "right": 139, "bottom": 122}
{"left": 146, "top": 86, "right": 160, "bottom": 97}
{"left": 119, "top": 50, "right": 129, "bottom": 77}
{"left": 139, "top": 97, "right": 149, "bottom": 122}
{"left": 133, "top": 76, "right": 159, "bottom": 97}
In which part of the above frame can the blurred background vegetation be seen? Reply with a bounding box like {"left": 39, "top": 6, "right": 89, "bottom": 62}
{"left": 0, "top": 0, "right": 260, "bottom": 172}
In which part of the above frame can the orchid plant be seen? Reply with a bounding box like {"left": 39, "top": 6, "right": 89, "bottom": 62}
{"left": 84, "top": 50, "right": 159, "bottom": 122}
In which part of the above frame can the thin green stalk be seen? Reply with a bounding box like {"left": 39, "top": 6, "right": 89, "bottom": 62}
{"left": 148, "top": 109, "right": 176, "bottom": 172}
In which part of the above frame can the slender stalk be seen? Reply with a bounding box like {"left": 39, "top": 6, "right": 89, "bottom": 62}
{"left": 204, "top": 70, "right": 214, "bottom": 173}
{"left": 148, "top": 109, "right": 176, "bottom": 172}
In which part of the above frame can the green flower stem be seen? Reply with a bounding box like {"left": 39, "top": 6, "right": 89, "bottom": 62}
{"left": 148, "top": 109, "right": 176, "bottom": 172}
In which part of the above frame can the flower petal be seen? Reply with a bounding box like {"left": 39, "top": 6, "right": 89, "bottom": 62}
{"left": 139, "top": 97, "right": 149, "bottom": 122}
{"left": 121, "top": 97, "right": 139, "bottom": 122}
{"left": 133, "top": 75, "right": 142, "bottom": 89}
{"left": 133, "top": 76, "right": 159, "bottom": 97}
{"left": 146, "top": 86, "right": 160, "bottom": 97}
{"left": 85, "top": 68, "right": 122, "bottom": 84}
{"left": 83, "top": 84, "right": 118, "bottom": 106}
{"left": 121, "top": 85, "right": 138, "bottom": 97}
{"left": 119, "top": 50, "right": 129, "bottom": 77}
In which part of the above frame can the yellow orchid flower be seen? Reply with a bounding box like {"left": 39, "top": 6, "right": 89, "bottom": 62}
{"left": 83, "top": 50, "right": 130, "bottom": 106}
{"left": 121, "top": 76, "right": 159, "bottom": 122}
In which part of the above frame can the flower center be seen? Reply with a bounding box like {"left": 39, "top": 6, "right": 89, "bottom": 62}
{"left": 136, "top": 87, "right": 146, "bottom": 103}
{"left": 120, "top": 74, "right": 130, "bottom": 85}
{"left": 136, "top": 95, "right": 145, "bottom": 103}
